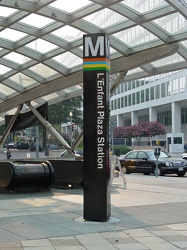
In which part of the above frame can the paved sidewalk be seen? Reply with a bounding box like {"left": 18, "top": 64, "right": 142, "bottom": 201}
{"left": 0, "top": 175, "right": 187, "bottom": 249}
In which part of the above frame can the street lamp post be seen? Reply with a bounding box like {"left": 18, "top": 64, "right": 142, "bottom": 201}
{"left": 69, "top": 111, "right": 73, "bottom": 147}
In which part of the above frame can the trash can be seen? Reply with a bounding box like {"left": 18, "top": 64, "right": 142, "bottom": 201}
{"left": 0, "top": 160, "right": 55, "bottom": 192}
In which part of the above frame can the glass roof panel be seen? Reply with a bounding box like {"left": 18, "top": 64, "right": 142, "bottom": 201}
{"left": 121, "top": 0, "right": 167, "bottom": 13}
{"left": 4, "top": 52, "right": 31, "bottom": 64}
{"left": 152, "top": 53, "right": 185, "bottom": 67}
{"left": 181, "top": 41, "right": 187, "bottom": 47}
{"left": 10, "top": 73, "right": 36, "bottom": 87}
{"left": 52, "top": 26, "right": 84, "bottom": 41}
{"left": 30, "top": 64, "right": 58, "bottom": 78}
{"left": 20, "top": 14, "right": 54, "bottom": 28}
{"left": 26, "top": 39, "right": 58, "bottom": 53}
{"left": 0, "top": 65, "right": 11, "bottom": 74}
{"left": 7, "top": 108, "right": 18, "bottom": 115}
{"left": 0, "top": 85, "right": 15, "bottom": 95}
{"left": 30, "top": 100, "right": 39, "bottom": 106}
{"left": 0, "top": 0, "right": 187, "bottom": 126}
{"left": 0, "top": 6, "right": 17, "bottom": 17}
{"left": 0, "top": 28, "right": 27, "bottom": 41}
{"left": 153, "top": 13, "right": 187, "bottom": 34}
{"left": 113, "top": 26, "right": 157, "bottom": 46}
{"left": 53, "top": 52, "right": 82, "bottom": 68}
{"left": 126, "top": 68, "right": 144, "bottom": 76}
{"left": 84, "top": 9, "right": 127, "bottom": 28}
{"left": 64, "top": 85, "right": 83, "bottom": 94}
{"left": 49, "top": 0, "right": 91, "bottom": 13}
{"left": 42, "top": 93, "right": 59, "bottom": 101}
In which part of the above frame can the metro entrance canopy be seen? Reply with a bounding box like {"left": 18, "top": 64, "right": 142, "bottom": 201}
{"left": 0, "top": 0, "right": 187, "bottom": 125}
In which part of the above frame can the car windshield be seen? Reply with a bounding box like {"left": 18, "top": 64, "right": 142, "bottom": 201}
{"left": 147, "top": 151, "right": 170, "bottom": 159}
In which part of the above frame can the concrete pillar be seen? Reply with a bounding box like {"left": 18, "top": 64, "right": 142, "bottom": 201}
{"left": 131, "top": 111, "right": 138, "bottom": 146}
{"left": 149, "top": 107, "right": 157, "bottom": 121}
{"left": 131, "top": 111, "right": 138, "bottom": 125}
{"left": 172, "top": 102, "right": 181, "bottom": 133}
{"left": 117, "top": 114, "right": 123, "bottom": 126}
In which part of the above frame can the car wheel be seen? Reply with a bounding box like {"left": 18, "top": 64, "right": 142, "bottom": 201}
{"left": 177, "top": 172, "right": 186, "bottom": 177}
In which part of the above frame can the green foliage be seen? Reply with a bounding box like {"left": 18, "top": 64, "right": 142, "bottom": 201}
{"left": 48, "top": 96, "right": 83, "bottom": 128}
{"left": 112, "top": 146, "right": 131, "bottom": 155}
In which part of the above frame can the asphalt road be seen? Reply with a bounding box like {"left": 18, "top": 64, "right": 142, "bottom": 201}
{"left": 0, "top": 147, "right": 48, "bottom": 160}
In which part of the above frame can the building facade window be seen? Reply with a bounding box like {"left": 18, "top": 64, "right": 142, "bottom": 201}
{"left": 141, "top": 90, "right": 144, "bottom": 103}
{"left": 132, "top": 93, "right": 135, "bottom": 105}
{"left": 121, "top": 97, "right": 124, "bottom": 108}
{"left": 182, "top": 108, "right": 187, "bottom": 124}
{"left": 161, "top": 82, "right": 166, "bottom": 97}
{"left": 158, "top": 111, "right": 172, "bottom": 126}
{"left": 150, "top": 86, "right": 154, "bottom": 100}
{"left": 155, "top": 85, "right": 160, "bottom": 99}
{"left": 139, "top": 115, "right": 149, "bottom": 122}
{"left": 145, "top": 88, "right": 149, "bottom": 101}
{"left": 125, "top": 96, "right": 127, "bottom": 107}
{"left": 136, "top": 92, "right": 140, "bottom": 104}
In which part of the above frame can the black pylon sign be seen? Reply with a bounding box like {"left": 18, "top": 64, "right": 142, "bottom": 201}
{"left": 83, "top": 33, "right": 111, "bottom": 221}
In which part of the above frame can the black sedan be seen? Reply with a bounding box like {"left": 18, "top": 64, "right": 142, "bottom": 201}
{"left": 119, "top": 150, "right": 187, "bottom": 177}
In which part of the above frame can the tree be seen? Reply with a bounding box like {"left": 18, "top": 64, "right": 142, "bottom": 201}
{"left": 48, "top": 96, "right": 83, "bottom": 128}
{"left": 113, "top": 121, "right": 166, "bottom": 145}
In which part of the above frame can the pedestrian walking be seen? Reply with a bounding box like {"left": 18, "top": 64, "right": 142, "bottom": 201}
{"left": 184, "top": 143, "right": 187, "bottom": 153}
{"left": 5, "top": 146, "right": 11, "bottom": 159}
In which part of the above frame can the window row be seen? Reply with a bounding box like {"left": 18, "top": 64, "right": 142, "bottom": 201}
{"left": 112, "top": 78, "right": 186, "bottom": 109}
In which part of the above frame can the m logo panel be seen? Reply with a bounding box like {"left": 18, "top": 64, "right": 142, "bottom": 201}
{"left": 83, "top": 33, "right": 111, "bottom": 221}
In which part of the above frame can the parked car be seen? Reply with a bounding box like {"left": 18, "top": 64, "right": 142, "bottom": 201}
{"left": 118, "top": 150, "right": 187, "bottom": 177}
{"left": 61, "top": 149, "right": 83, "bottom": 157}
{"left": 17, "top": 142, "right": 29, "bottom": 150}
{"left": 30, "top": 142, "right": 42, "bottom": 151}
{"left": 3, "top": 142, "right": 8, "bottom": 148}
{"left": 7, "top": 142, "right": 17, "bottom": 149}
{"left": 45, "top": 144, "right": 59, "bottom": 156}
{"left": 181, "top": 153, "right": 187, "bottom": 160}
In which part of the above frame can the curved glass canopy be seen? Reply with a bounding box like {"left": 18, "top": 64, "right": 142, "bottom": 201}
{"left": 0, "top": 0, "right": 187, "bottom": 124}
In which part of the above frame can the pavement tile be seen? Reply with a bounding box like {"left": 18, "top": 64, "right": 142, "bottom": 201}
{"left": 22, "top": 247, "right": 54, "bottom": 250}
{"left": 170, "top": 241, "right": 187, "bottom": 248}
{"left": 0, "top": 229, "right": 26, "bottom": 243}
{"left": 1, "top": 173, "right": 187, "bottom": 249}
{"left": 21, "top": 239, "right": 52, "bottom": 247}
{"left": 50, "top": 238, "right": 82, "bottom": 247}
{"left": 0, "top": 242, "right": 22, "bottom": 248}
{"left": 75, "top": 235, "right": 110, "bottom": 245}
{"left": 124, "top": 228, "right": 155, "bottom": 237}
{"left": 167, "top": 223, "right": 187, "bottom": 231}
{"left": 112, "top": 243, "right": 148, "bottom": 250}
{"left": 53, "top": 247, "right": 86, "bottom": 250}
{"left": 100, "top": 231, "right": 130, "bottom": 238}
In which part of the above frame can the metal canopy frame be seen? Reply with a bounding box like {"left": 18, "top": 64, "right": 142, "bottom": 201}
{"left": 0, "top": 0, "right": 187, "bottom": 125}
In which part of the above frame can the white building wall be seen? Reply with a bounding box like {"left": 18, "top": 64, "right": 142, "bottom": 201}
{"left": 111, "top": 70, "right": 187, "bottom": 152}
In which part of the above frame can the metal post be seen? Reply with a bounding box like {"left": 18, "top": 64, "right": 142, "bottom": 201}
{"left": 155, "top": 154, "right": 159, "bottom": 177}
{"left": 69, "top": 111, "right": 73, "bottom": 147}
{"left": 35, "top": 126, "right": 39, "bottom": 159}
{"left": 154, "top": 146, "right": 161, "bottom": 177}
{"left": 112, "top": 131, "right": 114, "bottom": 156}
